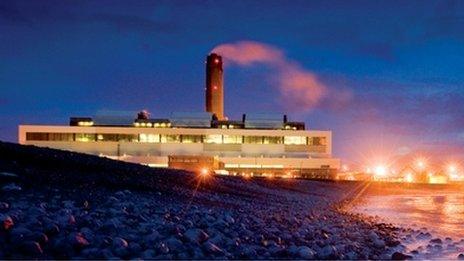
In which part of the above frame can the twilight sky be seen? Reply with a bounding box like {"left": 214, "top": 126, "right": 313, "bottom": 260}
{"left": 1, "top": 0, "right": 464, "bottom": 166}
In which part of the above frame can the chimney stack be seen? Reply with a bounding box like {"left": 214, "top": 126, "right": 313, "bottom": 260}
{"left": 205, "top": 53, "right": 224, "bottom": 120}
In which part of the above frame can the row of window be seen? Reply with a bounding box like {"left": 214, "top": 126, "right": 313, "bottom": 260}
{"left": 25, "top": 132, "right": 327, "bottom": 145}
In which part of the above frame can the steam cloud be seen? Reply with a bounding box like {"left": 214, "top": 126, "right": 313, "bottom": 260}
{"left": 212, "top": 41, "right": 327, "bottom": 111}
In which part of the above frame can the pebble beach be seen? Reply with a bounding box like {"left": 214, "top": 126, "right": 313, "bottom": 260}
{"left": 0, "top": 141, "right": 408, "bottom": 259}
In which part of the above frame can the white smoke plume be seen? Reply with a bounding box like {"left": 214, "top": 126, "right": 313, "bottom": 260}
{"left": 212, "top": 41, "right": 327, "bottom": 111}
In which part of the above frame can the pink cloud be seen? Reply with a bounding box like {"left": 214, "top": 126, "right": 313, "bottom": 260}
{"left": 212, "top": 40, "right": 330, "bottom": 112}
{"left": 212, "top": 41, "right": 284, "bottom": 66}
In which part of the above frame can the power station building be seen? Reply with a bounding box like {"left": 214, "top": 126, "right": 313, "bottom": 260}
{"left": 18, "top": 53, "right": 340, "bottom": 179}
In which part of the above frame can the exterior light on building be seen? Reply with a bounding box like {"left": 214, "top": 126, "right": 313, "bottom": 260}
{"left": 78, "top": 121, "right": 93, "bottom": 126}
{"left": 134, "top": 122, "right": 140, "bottom": 127}
{"left": 147, "top": 123, "right": 153, "bottom": 127}
{"left": 448, "top": 164, "right": 457, "bottom": 173}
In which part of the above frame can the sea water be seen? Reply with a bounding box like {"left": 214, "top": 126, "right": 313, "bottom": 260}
{"left": 353, "top": 185, "right": 464, "bottom": 259}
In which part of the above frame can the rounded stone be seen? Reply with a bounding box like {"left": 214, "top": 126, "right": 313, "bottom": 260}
{"left": 156, "top": 242, "right": 170, "bottom": 255}
{"left": 69, "top": 232, "right": 90, "bottom": 248}
{"left": 184, "top": 228, "right": 209, "bottom": 244}
{"left": 317, "top": 245, "right": 337, "bottom": 259}
{"left": 0, "top": 214, "right": 14, "bottom": 230}
{"left": 0, "top": 202, "right": 9, "bottom": 211}
{"left": 20, "top": 241, "right": 43, "bottom": 257}
{"left": 44, "top": 223, "right": 60, "bottom": 236}
{"left": 297, "top": 246, "right": 315, "bottom": 259}
{"left": 203, "top": 241, "right": 224, "bottom": 255}
{"left": 392, "top": 252, "right": 413, "bottom": 260}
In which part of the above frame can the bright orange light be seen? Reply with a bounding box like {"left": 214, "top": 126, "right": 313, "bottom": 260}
{"left": 415, "top": 159, "right": 426, "bottom": 170}
{"left": 200, "top": 168, "right": 209, "bottom": 176}
{"left": 374, "top": 165, "right": 387, "bottom": 177}
{"left": 448, "top": 164, "right": 457, "bottom": 173}
{"left": 405, "top": 173, "right": 413, "bottom": 183}
{"left": 342, "top": 164, "right": 349, "bottom": 172}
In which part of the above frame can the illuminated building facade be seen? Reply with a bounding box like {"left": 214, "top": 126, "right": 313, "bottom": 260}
{"left": 18, "top": 53, "right": 340, "bottom": 179}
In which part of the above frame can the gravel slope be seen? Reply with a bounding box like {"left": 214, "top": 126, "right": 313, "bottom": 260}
{"left": 0, "top": 142, "right": 406, "bottom": 259}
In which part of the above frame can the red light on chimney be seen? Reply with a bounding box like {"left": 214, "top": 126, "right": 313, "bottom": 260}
{"left": 214, "top": 58, "right": 219, "bottom": 64}
{"left": 213, "top": 85, "right": 217, "bottom": 90}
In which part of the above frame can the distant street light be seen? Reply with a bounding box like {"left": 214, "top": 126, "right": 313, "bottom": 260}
{"left": 416, "top": 159, "right": 426, "bottom": 170}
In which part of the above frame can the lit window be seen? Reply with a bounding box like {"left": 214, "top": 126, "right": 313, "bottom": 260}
{"left": 181, "top": 135, "right": 203, "bottom": 143}
{"left": 229, "top": 125, "right": 234, "bottom": 129}
{"left": 263, "top": 136, "right": 283, "bottom": 144}
{"left": 139, "top": 133, "right": 159, "bottom": 143}
{"left": 284, "top": 136, "right": 307, "bottom": 145}
{"left": 160, "top": 135, "right": 180, "bottom": 143}
{"left": 309, "top": 137, "right": 326, "bottom": 146}
{"left": 76, "top": 133, "right": 95, "bottom": 142}
{"left": 205, "top": 135, "right": 222, "bottom": 144}
{"left": 244, "top": 136, "right": 263, "bottom": 144}
{"left": 223, "top": 135, "right": 242, "bottom": 144}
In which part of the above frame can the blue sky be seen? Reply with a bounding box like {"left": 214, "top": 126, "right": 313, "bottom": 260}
{"left": 1, "top": 0, "right": 464, "bottom": 165}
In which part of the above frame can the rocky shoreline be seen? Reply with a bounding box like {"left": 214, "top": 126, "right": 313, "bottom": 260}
{"left": 0, "top": 142, "right": 406, "bottom": 259}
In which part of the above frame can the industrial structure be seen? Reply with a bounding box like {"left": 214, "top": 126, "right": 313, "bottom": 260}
{"left": 18, "top": 53, "right": 340, "bottom": 179}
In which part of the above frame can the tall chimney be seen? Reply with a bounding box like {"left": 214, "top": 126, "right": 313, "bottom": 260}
{"left": 205, "top": 53, "right": 224, "bottom": 120}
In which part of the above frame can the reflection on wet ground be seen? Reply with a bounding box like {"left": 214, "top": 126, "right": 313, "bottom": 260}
{"left": 355, "top": 192, "right": 464, "bottom": 238}
{"left": 352, "top": 183, "right": 464, "bottom": 259}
